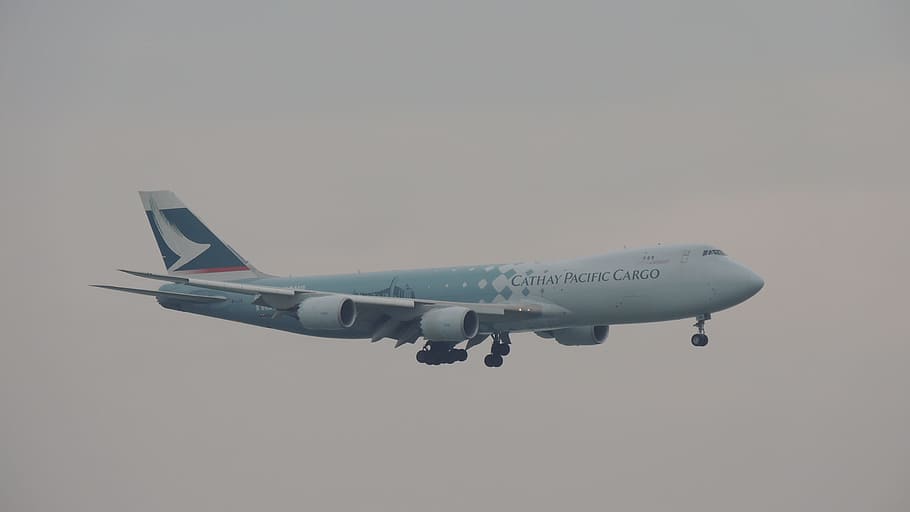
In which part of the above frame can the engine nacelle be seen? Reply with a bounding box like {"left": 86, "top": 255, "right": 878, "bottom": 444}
{"left": 297, "top": 295, "right": 357, "bottom": 330}
{"left": 420, "top": 306, "right": 480, "bottom": 341}
{"left": 537, "top": 325, "right": 609, "bottom": 346}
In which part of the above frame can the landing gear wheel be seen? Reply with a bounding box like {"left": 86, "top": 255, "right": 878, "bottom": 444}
{"left": 417, "top": 343, "right": 469, "bottom": 365}
{"left": 691, "top": 333, "right": 709, "bottom": 347}
{"left": 484, "top": 353, "right": 504, "bottom": 368}
{"left": 487, "top": 331, "right": 511, "bottom": 363}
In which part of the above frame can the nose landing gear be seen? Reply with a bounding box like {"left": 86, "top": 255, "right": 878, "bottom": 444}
{"left": 691, "top": 314, "right": 710, "bottom": 347}
{"left": 484, "top": 332, "right": 511, "bottom": 368}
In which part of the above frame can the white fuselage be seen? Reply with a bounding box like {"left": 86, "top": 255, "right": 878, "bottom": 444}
{"left": 160, "top": 243, "right": 764, "bottom": 338}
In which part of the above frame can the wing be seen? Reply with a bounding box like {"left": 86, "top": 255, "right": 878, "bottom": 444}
{"left": 91, "top": 284, "right": 227, "bottom": 303}
{"left": 117, "top": 269, "right": 554, "bottom": 343}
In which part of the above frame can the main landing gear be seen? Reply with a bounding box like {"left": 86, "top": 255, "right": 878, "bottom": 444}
{"left": 416, "top": 342, "right": 468, "bottom": 366}
{"left": 691, "top": 313, "right": 710, "bottom": 347}
{"left": 415, "top": 332, "right": 512, "bottom": 367}
{"left": 484, "top": 332, "right": 511, "bottom": 368}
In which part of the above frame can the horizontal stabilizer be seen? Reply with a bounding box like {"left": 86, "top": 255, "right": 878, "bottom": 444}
{"left": 92, "top": 285, "right": 227, "bottom": 303}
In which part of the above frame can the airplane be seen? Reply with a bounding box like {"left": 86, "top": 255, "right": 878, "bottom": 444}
{"left": 94, "top": 190, "right": 764, "bottom": 367}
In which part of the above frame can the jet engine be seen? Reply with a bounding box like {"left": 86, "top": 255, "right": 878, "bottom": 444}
{"left": 420, "top": 306, "right": 479, "bottom": 341}
{"left": 536, "top": 325, "right": 609, "bottom": 346}
{"left": 297, "top": 295, "right": 357, "bottom": 330}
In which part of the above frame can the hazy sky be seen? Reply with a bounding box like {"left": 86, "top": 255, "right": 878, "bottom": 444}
{"left": 1, "top": 1, "right": 908, "bottom": 511}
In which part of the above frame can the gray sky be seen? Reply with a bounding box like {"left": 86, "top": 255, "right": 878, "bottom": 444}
{"left": 1, "top": 1, "right": 908, "bottom": 511}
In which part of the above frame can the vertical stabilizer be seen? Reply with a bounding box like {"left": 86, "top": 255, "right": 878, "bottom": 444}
{"left": 139, "top": 191, "right": 265, "bottom": 281}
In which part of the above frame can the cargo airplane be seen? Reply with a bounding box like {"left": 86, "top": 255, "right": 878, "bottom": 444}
{"left": 94, "top": 191, "right": 764, "bottom": 367}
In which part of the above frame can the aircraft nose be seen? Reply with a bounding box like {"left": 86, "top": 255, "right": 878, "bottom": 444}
{"left": 709, "top": 261, "right": 765, "bottom": 310}
{"left": 742, "top": 268, "right": 764, "bottom": 298}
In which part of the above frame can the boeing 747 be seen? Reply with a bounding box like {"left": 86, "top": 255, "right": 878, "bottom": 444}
{"left": 95, "top": 191, "right": 764, "bottom": 367}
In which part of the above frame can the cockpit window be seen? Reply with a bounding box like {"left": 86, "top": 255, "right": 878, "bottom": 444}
{"left": 702, "top": 249, "right": 726, "bottom": 256}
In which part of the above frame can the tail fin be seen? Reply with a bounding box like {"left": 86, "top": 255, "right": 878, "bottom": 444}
{"left": 139, "top": 190, "right": 265, "bottom": 281}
